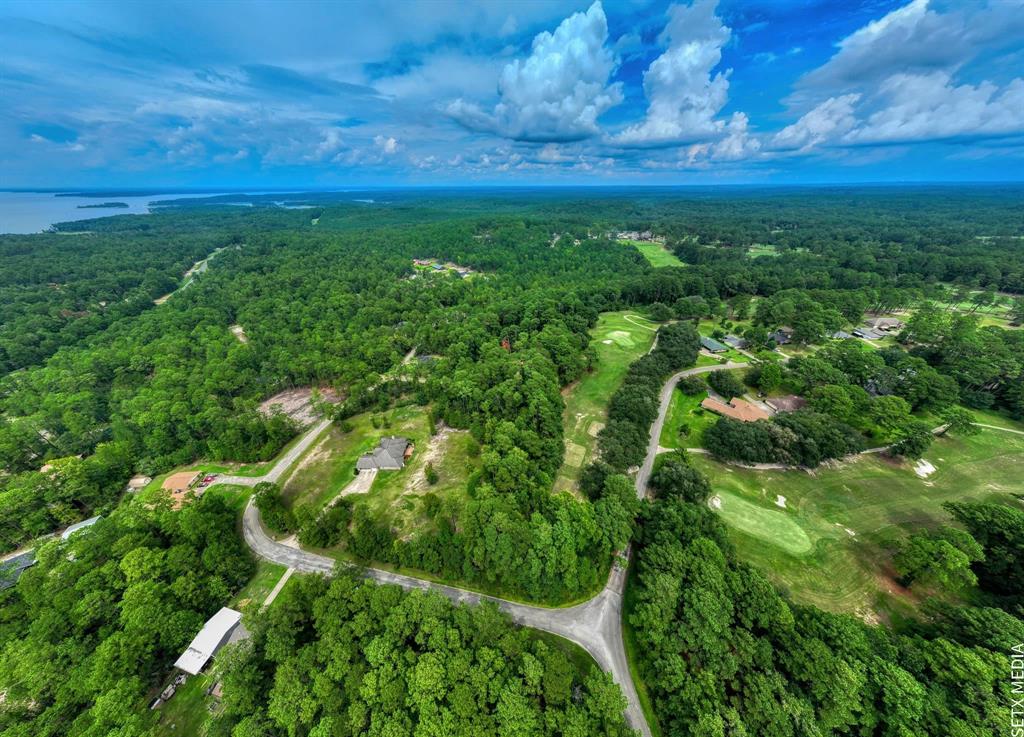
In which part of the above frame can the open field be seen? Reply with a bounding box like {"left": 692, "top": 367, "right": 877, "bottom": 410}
{"left": 659, "top": 386, "right": 717, "bottom": 449}
{"left": 692, "top": 423, "right": 1024, "bottom": 616}
{"left": 554, "top": 311, "right": 661, "bottom": 492}
{"left": 361, "top": 422, "right": 479, "bottom": 534}
{"left": 280, "top": 403, "right": 479, "bottom": 536}
{"left": 618, "top": 239, "right": 685, "bottom": 268}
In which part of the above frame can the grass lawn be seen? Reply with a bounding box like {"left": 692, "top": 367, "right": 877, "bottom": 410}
{"left": 280, "top": 403, "right": 479, "bottom": 537}
{"left": 747, "top": 243, "right": 780, "bottom": 258}
{"left": 230, "top": 560, "right": 288, "bottom": 615}
{"left": 618, "top": 239, "right": 684, "bottom": 268}
{"left": 360, "top": 422, "right": 479, "bottom": 534}
{"left": 554, "top": 311, "right": 661, "bottom": 492}
{"left": 659, "top": 387, "right": 717, "bottom": 449}
{"left": 692, "top": 424, "right": 1024, "bottom": 616}
{"left": 153, "top": 670, "right": 216, "bottom": 737}
{"left": 279, "top": 415, "right": 380, "bottom": 510}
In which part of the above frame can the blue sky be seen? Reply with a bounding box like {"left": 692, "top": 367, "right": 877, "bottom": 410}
{"left": 2, "top": 0, "right": 1023, "bottom": 187}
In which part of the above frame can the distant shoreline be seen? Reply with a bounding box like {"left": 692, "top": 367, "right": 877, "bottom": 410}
{"left": 77, "top": 201, "right": 129, "bottom": 209}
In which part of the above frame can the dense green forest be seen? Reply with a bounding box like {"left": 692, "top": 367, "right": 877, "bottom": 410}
{"left": 1, "top": 187, "right": 1023, "bottom": 736}
{"left": 207, "top": 573, "right": 633, "bottom": 737}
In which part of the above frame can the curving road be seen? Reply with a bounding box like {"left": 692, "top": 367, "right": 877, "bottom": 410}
{"left": 216, "top": 358, "right": 753, "bottom": 737}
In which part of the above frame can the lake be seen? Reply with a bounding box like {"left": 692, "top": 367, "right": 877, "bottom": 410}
{"left": 0, "top": 191, "right": 228, "bottom": 234}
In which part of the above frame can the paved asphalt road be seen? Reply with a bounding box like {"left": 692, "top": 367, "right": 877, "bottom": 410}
{"left": 219, "top": 358, "right": 753, "bottom": 737}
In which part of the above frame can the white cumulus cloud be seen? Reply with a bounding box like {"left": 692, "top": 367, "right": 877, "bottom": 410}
{"left": 612, "top": 0, "right": 734, "bottom": 147}
{"left": 446, "top": 1, "right": 622, "bottom": 142}
{"left": 773, "top": 94, "right": 860, "bottom": 151}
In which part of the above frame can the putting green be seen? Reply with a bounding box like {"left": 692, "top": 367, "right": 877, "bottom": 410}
{"left": 713, "top": 492, "right": 813, "bottom": 555}
{"left": 607, "top": 330, "right": 636, "bottom": 347}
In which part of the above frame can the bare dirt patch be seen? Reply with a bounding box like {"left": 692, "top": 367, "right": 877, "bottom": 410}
{"left": 230, "top": 324, "right": 248, "bottom": 343}
{"left": 259, "top": 387, "right": 340, "bottom": 426}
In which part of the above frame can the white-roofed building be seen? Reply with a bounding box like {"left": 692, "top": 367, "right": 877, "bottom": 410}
{"left": 174, "top": 607, "right": 246, "bottom": 675}
{"left": 61, "top": 515, "right": 101, "bottom": 540}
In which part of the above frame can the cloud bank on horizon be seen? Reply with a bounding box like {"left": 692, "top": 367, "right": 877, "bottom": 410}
{"left": 2, "top": 0, "right": 1022, "bottom": 187}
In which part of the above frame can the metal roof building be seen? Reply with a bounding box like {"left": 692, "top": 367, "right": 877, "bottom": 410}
{"left": 174, "top": 607, "right": 245, "bottom": 675}
{"left": 61, "top": 515, "right": 101, "bottom": 541}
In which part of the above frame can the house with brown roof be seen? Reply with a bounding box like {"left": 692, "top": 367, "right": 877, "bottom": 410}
{"left": 701, "top": 396, "right": 770, "bottom": 423}
{"left": 865, "top": 317, "right": 904, "bottom": 332}
{"left": 162, "top": 471, "right": 201, "bottom": 509}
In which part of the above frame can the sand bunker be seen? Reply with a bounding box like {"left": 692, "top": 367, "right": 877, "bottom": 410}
{"left": 914, "top": 459, "right": 936, "bottom": 478}
{"left": 775, "top": 495, "right": 787, "bottom": 508}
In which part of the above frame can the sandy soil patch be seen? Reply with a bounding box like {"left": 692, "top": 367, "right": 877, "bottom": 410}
{"left": 587, "top": 421, "right": 605, "bottom": 438}
{"left": 403, "top": 426, "right": 455, "bottom": 495}
{"left": 259, "top": 387, "right": 340, "bottom": 426}
{"left": 914, "top": 459, "right": 936, "bottom": 478}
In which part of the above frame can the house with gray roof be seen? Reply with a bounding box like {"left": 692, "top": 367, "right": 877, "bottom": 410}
{"left": 61, "top": 515, "right": 100, "bottom": 541}
{"left": 700, "top": 336, "right": 728, "bottom": 353}
{"left": 356, "top": 436, "right": 412, "bottom": 471}
{"left": 0, "top": 550, "right": 36, "bottom": 590}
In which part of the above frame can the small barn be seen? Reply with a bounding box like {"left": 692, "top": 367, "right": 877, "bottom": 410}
{"left": 174, "top": 607, "right": 248, "bottom": 675}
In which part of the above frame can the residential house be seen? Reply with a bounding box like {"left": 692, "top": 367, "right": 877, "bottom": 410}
{"left": 770, "top": 328, "right": 793, "bottom": 346}
{"left": 162, "top": 471, "right": 201, "bottom": 509}
{"left": 853, "top": 326, "right": 885, "bottom": 340}
{"left": 127, "top": 474, "right": 152, "bottom": 492}
{"left": 830, "top": 330, "right": 853, "bottom": 340}
{"left": 865, "top": 317, "right": 904, "bottom": 332}
{"left": 701, "top": 396, "right": 770, "bottom": 422}
{"left": 723, "top": 335, "right": 748, "bottom": 349}
{"left": 0, "top": 550, "right": 35, "bottom": 591}
{"left": 61, "top": 515, "right": 101, "bottom": 540}
{"left": 700, "top": 336, "right": 729, "bottom": 353}
{"left": 356, "top": 436, "right": 412, "bottom": 472}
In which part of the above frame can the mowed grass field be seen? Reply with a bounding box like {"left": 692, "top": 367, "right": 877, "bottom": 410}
{"left": 554, "top": 311, "right": 660, "bottom": 493}
{"left": 281, "top": 403, "right": 479, "bottom": 536}
{"left": 618, "top": 239, "right": 685, "bottom": 268}
{"left": 692, "top": 423, "right": 1024, "bottom": 616}
{"left": 659, "top": 386, "right": 718, "bottom": 449}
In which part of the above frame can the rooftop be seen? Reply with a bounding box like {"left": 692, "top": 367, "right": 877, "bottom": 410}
{"left": 700, "top": 336, "right": 729, "bottom": 352}
{"left": 174, "top": 607, "right": 243, "bottom": 675}
{"left": 61, "top": 515, "right": 101, "bottom": 540}
{"left": 701, "top": 396, "right": 770, "bottom": 423}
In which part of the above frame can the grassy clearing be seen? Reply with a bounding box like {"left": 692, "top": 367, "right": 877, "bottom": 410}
{"left": 659, "top": 387, "right": 717, "bottom": 449}
{"left": 362, "top": 421, "right": 480, "bottom": 535}
{"left": 618, "top": 239, "right": 685, "bottom": 268}
{"left": 279, "top": 403, "right": 479, "bottom": 537}
{"left": 747, "top": 244, "right": 780, "bottom": 258}
{"left": 554, "top": 311, "right": 661, "bottom": 492}
{"left": 692, "top": 424, "right": 1024, "bottom": 615}
{"left": 230, "top": 560, "right": 287, "bottom": 615}
{"left": 153, "top": 670, "right": 215, "bottom": 737}
{"left": 279, "top": 415, "right": 380, "bottom": 510}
